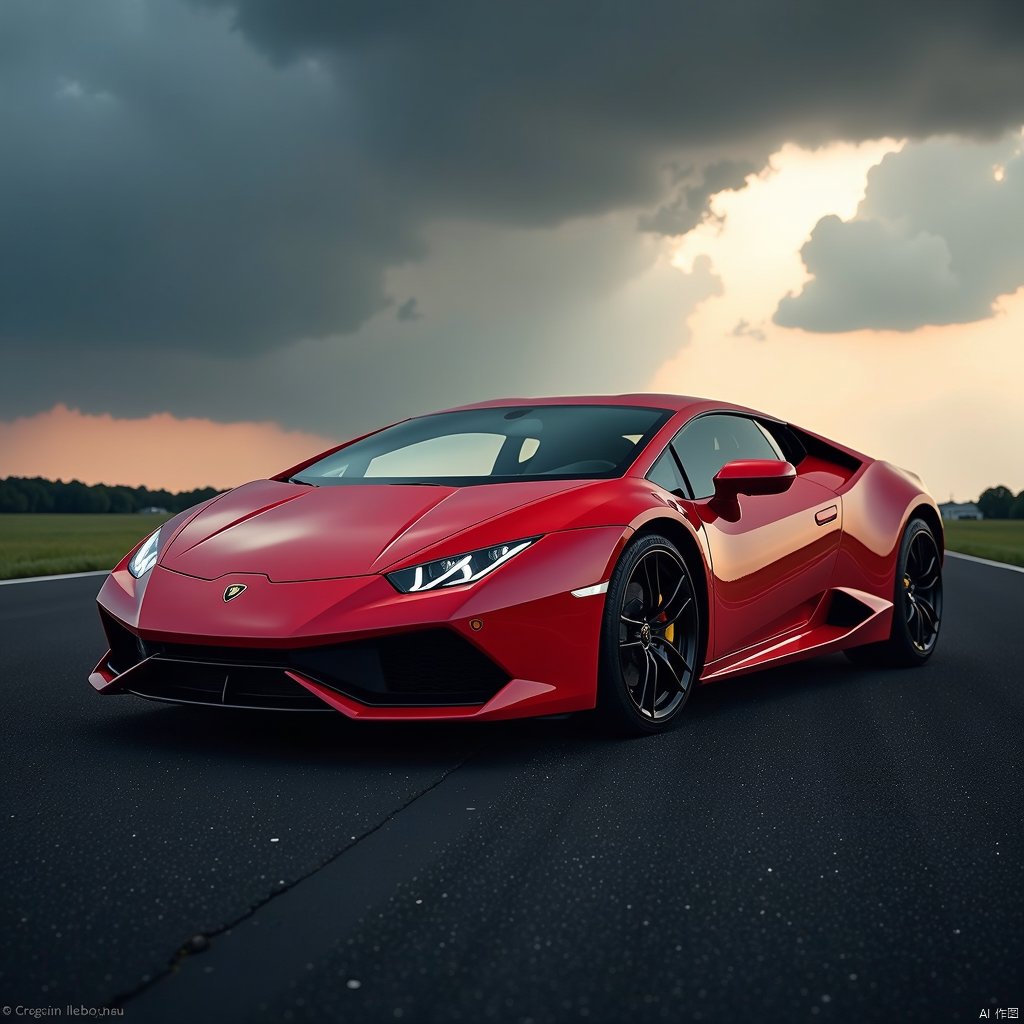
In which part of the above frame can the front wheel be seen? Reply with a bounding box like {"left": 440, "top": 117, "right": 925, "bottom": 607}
{"left": 596, "top": 534, "right": 703, "bottom": 735}
{"left": 845, "top": 516, "right": 943, "bottom": 668}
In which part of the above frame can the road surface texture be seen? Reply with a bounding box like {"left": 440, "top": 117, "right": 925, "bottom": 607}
{"left": 0, "top": 557, "right": 1020, "bottom": 1023}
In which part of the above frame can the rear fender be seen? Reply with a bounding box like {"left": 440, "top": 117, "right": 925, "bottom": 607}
{"left": 831, "top": 460, "right": 942, "bottom": 602}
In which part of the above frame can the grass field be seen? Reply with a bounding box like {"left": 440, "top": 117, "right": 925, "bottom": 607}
{"left": 1, "top": 513, "right": 1023, "bottom": 581}
{"left": 942, "top": 519, "right": 1024, "bottom": 568}
{"left": 0, "top": 514, "right": 171, "bottom": 580}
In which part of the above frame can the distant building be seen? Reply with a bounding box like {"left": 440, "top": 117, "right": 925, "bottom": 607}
{"left": 138, "top": 505, "right": 169, "bottom": 515}
{"left": 938, "top": 501, "right": 983, "bottom": 521}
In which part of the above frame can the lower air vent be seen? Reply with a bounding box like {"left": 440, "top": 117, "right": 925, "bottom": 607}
{"left": 109, "top": 628, "right": 509, "bottom": 708}
{"left": 291, "top": 629, "right": 509, "bottom": 705}
{"left": 826, "top": 589, "right": 874, "bottom": 629}
{"left": 101, "top": 611, "right": 145, "bottom": 675}
{"left": 128, "top": 661, "right": 328, "bottom": 711}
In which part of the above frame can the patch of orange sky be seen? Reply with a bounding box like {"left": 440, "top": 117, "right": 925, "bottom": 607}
{"left": 0, "top": 405, "right": 334, "bottom": 491}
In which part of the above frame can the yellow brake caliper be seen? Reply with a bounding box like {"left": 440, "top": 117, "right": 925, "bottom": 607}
{"left": 660, "top": 593, "right": 675, "bottom": 644}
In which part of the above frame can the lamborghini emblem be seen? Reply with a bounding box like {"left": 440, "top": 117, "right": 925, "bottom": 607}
{"left": 223, "top": 584, "right": 247, "bottom": 603}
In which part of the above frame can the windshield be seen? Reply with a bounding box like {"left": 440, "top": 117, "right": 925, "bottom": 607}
{"left": 292, "top": 405, "right": 672, "bottom": 486}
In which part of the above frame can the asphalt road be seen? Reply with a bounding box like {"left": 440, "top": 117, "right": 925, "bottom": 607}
{"left": 0, "top": 557, "right": 1020, "bottom": 1023}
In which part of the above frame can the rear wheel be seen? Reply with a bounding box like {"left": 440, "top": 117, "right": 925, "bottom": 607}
{"left": 597, "top": 534, "right": 702, "bottom": 734}
{"left": 845, "top": 516, "right": 943, "bottom": 668}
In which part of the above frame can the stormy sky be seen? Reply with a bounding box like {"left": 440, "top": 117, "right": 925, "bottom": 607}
{"left": 2, "top": 0, "right": 1023, "bottom": 496}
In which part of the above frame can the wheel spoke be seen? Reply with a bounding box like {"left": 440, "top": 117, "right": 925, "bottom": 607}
{"left": 635, "top": 652, "right": 651, "bottom": 712}
{"left": 917, "top": 596, "right": 939, "bottom": 634}
{"left": 661, "top": 639, "right": 692, "bottom": 678}
{"left": 620, "top": 640, "right": 644, "bottom": 650}
{"left": 906, "top": 599, "right": 917, "bottom": 626}
{"left": 909, "top": 536, "right": 925, "bottom": 577}
{"left": 641, "top": 557, "right": 658, "bottom": 616}
{"left": 917, "top": 539, "right": 938, "bottom": 573}
{"left": 917, "top": 556, "right": 939, "bottom": 588}
{"left": 657, "top": 595, "right": 693, "bottom": 631}
{"left": 657, "top": 573, "right": 687, "bottom": 618}
{"left": 653, "top": 644, "right": 687, "bottom": 692}
{"left": 621, "top": 613, "right": 644, "bottom": 626}
{"left": 647, "top": 651, "right": 658, "bottom": 717}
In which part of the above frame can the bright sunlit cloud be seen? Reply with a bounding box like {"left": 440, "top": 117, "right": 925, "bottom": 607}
{"left": 654, "top": 138, "right": 1024, "bottom": 501}
{"left": 670, "top": 138, "right": 904, "bottom": 328}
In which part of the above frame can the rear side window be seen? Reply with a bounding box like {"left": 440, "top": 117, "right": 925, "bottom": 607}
{"left": 672, "top": 414, "right": 781, "bottom": 498}
{"left": 758, "top": 420, "right": 807, "bottom": 466}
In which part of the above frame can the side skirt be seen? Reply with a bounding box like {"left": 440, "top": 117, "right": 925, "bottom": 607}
{"left": 699, "top": 587, "right": 892, "bottom": 683}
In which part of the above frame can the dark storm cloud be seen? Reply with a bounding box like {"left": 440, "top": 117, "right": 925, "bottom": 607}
{"left": 775, "top": 135, "right": 1024, "bottom": 332}
{"left": 1, "top": 215, "right": 721, "bottom": 438}
{"left": 208, "top": 0, "right": 1024, "bottom": 192}
{"left": 396, "top": 297, "right": 422, "bottom": 322}
{"left": 2, "top": 0, "right": 1024, "bottom": 423}
{"left": 0, "top": 2, "right": 420, "bottom": 355}
{"left": 638, "top": 161, "right": 757, "bottom": 237}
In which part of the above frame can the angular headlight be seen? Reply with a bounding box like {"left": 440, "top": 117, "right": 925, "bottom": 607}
{"left": 128, "top": 528, "right": 162, "bottom": 579}
{"left": 387, "top": 538, "right": 537, "bottom": 593}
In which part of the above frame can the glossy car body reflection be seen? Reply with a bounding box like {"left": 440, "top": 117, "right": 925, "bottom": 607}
{"left": 89, "top": 395, "right": 942, "bottom": 720}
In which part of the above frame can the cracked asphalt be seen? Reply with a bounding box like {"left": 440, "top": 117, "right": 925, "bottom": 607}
{"left": 0, "top": 557, "right": 1021, "bottom": 1023}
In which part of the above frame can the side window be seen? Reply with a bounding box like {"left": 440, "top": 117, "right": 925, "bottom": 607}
{"left": 646, "top": 448, "right": 687, "bottom": 495}
{"left": 672, "top": 414, "right": 781, "bottom": 498}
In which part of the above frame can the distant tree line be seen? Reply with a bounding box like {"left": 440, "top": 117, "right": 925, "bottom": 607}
{"left": 2, "top": 475, "right": 1021, "bottom": 517}
{"left": 0, "top": 476, "right": 223, "bottom": 514}
{"left": 976, "top": 486, "right": 1024, "bottom": 519}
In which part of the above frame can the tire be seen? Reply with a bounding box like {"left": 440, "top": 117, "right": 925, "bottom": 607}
{"left": 844, "top": 516, "right": 943, "bottom": 668}
{"left": 596, "top": 533, "right": 703, "bottom": 735}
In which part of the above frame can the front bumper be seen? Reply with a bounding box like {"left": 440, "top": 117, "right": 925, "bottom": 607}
{"left": 90, "top": 527, "right": 625, "bottom": 721}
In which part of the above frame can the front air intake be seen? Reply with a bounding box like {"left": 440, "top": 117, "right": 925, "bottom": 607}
{"left": 107, "top": 627, "right": 509, "bottom": 709}
{"left": 128, "top": 661, "right": 328, "bottom": 710}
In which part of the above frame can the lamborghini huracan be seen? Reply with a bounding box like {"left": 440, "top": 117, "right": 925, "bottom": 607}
{"left": 90, "top": 395, "right": 944, "bottom": 733}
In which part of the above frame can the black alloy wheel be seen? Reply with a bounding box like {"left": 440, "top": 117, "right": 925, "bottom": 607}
{"left": 902, "top": 526, "right": 943, "bottom": 654}
{"left": 598, "top": 534, "right": 702, "bottom": 734}
{"left": 845, "top": 516, "right": 943, "bottom": 667}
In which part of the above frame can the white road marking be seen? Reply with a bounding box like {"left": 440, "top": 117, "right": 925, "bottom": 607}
{"left": 0, "top": 569, "right": 110, "bottom": 587}
{"left": 946, "top": 551, "right": 1024, "bottom": 575}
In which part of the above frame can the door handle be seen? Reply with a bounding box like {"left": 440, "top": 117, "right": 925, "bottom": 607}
{"left": 815, "top": 504, "right": 838, "bottom": 526}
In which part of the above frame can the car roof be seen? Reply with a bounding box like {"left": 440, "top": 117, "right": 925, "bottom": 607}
{"left": 438, "top": 393, "right": 742, "bottom": 415}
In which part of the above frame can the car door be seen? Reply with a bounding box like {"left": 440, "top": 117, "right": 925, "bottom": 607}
{"left": 669, "top": 413, "right": 842, "bottom": 661}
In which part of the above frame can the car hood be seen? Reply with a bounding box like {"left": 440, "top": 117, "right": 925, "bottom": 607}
{"left": 159, "top": 478, "right": 595, "bottom": 582}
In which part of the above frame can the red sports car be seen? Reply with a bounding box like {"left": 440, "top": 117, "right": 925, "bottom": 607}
{"left": 90, "top": 395, "right": 943, "bottom": 734}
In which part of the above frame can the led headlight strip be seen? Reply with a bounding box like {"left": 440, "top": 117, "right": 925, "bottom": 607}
{"left": 128, "top": 528, "right": 162, "bottom": 579}
{"left": 387, "top": 538, "right": 537, "bottom": 593}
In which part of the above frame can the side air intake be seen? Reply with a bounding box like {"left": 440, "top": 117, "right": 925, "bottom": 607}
{"left": 825, "top": 589, "right": 875, "bottom": 629}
